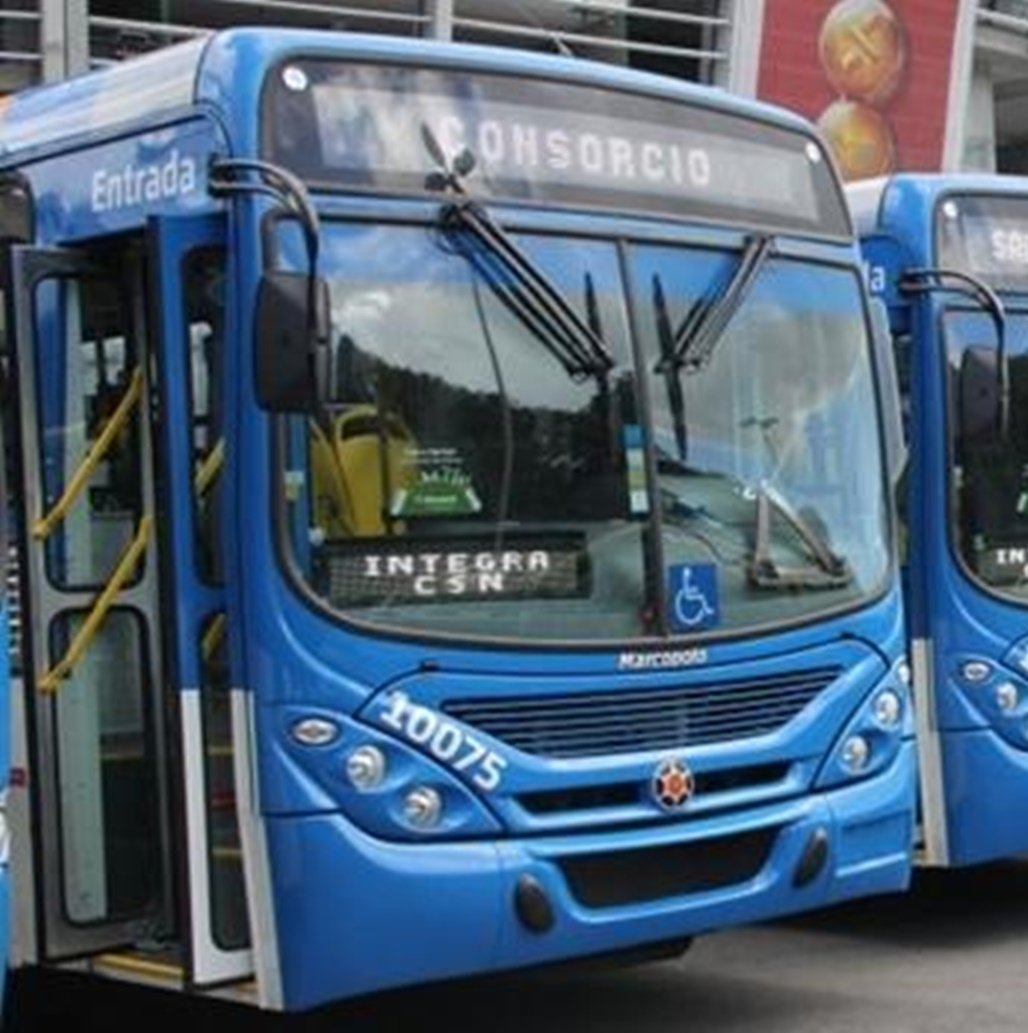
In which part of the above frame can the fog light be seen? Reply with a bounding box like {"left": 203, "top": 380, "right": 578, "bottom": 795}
{"left": 346, "top": 745, "right": 386, "bottom": 790}
{"left": 403, "top": 785, "right": 443, "bottom": 829}
{"left": 960, "top": 660, "right": 991, "bottom": 684}
{"left": 841, "top": 735, "right": 871, "bottom": 773}
{"left": 872, "top": 690, "right": 902, "bottom": 728}
{"left": 290, "top": 716, "right": 340, "bottom": 747}
{"left": 997, "top": 681, "right": 1020, "bottom": 714}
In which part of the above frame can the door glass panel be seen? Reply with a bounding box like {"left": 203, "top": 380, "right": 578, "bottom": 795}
{"left": 51, "top": 608, "right": 160, "bottom": 924}
{"left": 16, "top": 250, "right": 171, "bottom": 959}
{"left": 35, "top": 276, "right": 144, "bottom": 590}
{"left": 184, "top": 249, "right": 225, "bottom": 586}
{"left": 199, "top": 612, "right": 248, "bottom": 950}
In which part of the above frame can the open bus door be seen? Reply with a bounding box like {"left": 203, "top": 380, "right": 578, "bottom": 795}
{"left": 8, "top": 221, "right": 253, "bottom": 990}
{"left": 9, "top": 244, "right": 175, "bottom": 960}
{"left": 147, "top": 212, "right": 253, "bottom": 987}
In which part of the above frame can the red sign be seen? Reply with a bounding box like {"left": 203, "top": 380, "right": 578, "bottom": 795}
{"left": 758, "top": 0, "right": 964, "bottom": 181}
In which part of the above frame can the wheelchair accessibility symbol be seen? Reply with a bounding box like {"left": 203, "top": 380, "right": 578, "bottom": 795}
{"left": 667, "top": 563, "right": 720, "bottom": 632}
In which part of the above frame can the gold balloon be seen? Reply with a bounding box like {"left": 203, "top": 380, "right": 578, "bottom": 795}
{"left": 819, "top": 0, "right": 907, "bottom": 105}
{"left": 817, "top": 99, "right": 896, "bottom": 180}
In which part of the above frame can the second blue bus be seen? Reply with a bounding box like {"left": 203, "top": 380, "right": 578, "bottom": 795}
{"left": 851, "top": 173, "right": 1028, "bottom": 867}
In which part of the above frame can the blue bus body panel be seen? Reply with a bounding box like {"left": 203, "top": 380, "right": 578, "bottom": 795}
{"left": 25, "top": 120, "right": 222, "bottom": 243}
{"left": 268, "top": 743, "right": 915, "bottom": 1008}
{"left": 857, "top": 172, "right": 1028, "bottom": 866}
{"left": 256, "top": 606, "right": 916, "bottom": 1008}
{"left": 940, "top": 731, "right": 1028, "bottom": 865}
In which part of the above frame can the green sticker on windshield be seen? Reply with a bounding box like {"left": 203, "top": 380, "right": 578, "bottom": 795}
{"left": 390, "top": 448, "right": 482, "bottom": 518}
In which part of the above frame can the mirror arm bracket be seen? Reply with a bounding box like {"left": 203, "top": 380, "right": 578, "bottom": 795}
{"left": 212, "top": 158, "right": 331, "bottom": 412}
{"left": 901, "top": 266, "right": 1009, "bottom": 439}
{"left": 210, "top": 157, "right": 324, "bottom": 325}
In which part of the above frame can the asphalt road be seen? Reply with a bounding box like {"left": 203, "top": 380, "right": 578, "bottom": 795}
{"left": 8, "top": 859, "right": 1028, "bottom": 1032}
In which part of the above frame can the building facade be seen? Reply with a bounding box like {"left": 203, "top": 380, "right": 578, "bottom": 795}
{"left": 0, "top": 2, "right": 751, "bottom": 91}
{"left": 0, "top": 1, "right": 1026, "bottom": 177}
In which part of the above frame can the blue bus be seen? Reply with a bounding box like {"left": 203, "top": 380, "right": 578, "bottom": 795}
{"left": 850, "top": 174, "right": 1028, "bottom": 868}
{"left": 0, "top": 29, "right": 913, "bottom": 1012}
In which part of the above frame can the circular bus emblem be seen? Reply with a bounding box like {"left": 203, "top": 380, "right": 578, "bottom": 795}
{"left": 652, "top": 758, "right": 695, "bottom": 811}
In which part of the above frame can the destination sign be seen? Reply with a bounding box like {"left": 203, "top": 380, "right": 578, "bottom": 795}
{"left": 314, "top": 532, "right": 590, "bottom": 607}
{"left": 937, "top": 195, "right": 1028, "bottom": 290}
{"left": 262, "top": 61, "right": 849, "bottom": 236}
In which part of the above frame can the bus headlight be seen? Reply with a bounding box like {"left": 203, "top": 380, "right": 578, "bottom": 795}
{"left": 951, "top": 644, "right": 1028, "bottom": 745}
{"left": 816, "top": 678, "right": 908, "bottom": 789}
{"left": 403, "top": 785, "right": 444, "bottom": 829}
{"left": 346, "top": 745, "right": 387, "bottom": 790}
{"left": 996, "top": 681, "right": 1020, "bottom": 714}
{"left": 280, "top": 706, "right": 501, "bottom": 841}
{"left": 841, "top": 735, "right": 871, "bottom": 773}
{"left": 872, "top": 689, "right": 902, "bottom": 728}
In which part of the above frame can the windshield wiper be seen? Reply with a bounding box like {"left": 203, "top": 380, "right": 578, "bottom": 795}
{"left": 652, "top": 235, "right": 773, "bottom": 465}
{"left": 421, "top": 125, "right": 615, "bottom": 380}
{"left": 442, "top": 202, "right": 615, "bottom": 378}
{"left": 656, "top": 234, "right": 774, "bottom": 375}
{"left": 653, "top": 275, "right": 688, "bottom": 460}
{"left": 748, "top": 484, "right": 851, "bottom": 590}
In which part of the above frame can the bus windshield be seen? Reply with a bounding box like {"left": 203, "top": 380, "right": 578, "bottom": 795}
{"left": 276, "top": 221, "right": 889, "bottom": 643}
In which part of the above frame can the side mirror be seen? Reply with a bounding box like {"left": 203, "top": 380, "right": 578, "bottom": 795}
{"left": 869, "top": 297, "right": 908, "bottom": 488}
{"left": 255, "top": 270, "right": 330, "bottom": 412}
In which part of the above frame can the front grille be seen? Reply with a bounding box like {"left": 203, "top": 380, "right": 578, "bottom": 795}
{"left": 517, "top": 763, "right": 791, "bottom": 816}
{"left": 519, "top": 783, "right": 641, "bottom": 815}
{"left": 557, "top": 827, "right": 779, "bottom": 908}
{"left": 443, "top": 668, "right": 839, "bottom": 759}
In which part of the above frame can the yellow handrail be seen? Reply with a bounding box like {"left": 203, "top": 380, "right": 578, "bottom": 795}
{"left": 33, "top": 367, "right": 144, "bottom": 541}
{"left": 37, "top": 515, "right": 153, "bottom": 694}
{"left": 201, "top": 611, "right": 227, "bottom": 662}
{"left": 194, "top": 436, "right": 225, "bottom": 497}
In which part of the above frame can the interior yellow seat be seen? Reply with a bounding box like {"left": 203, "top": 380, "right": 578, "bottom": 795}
{"left": 309, "top": 405, "right": 415, "bottom": 537}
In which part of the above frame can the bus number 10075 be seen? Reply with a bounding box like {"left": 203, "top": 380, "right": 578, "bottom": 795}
{"left": 378, "top": 691, "right": 508, "bottom": 791}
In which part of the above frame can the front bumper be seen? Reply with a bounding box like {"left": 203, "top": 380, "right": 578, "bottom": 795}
{"left": 266, "top": 740, "right": 915, "bottom": 1011}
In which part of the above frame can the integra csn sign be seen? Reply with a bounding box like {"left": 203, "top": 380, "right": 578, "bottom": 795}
{"left": 315, "top": 534, "right": 590, "bottom": 606}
